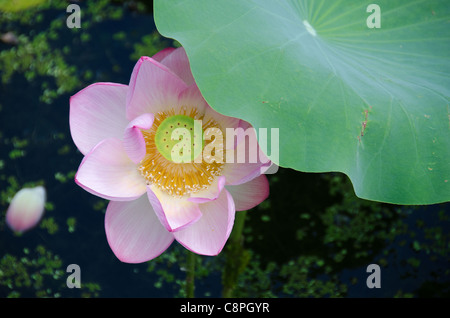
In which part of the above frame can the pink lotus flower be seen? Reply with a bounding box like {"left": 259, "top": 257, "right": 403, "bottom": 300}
{"left": 6, "top": 186, "right": 46, "bottom": 233}
{"left": 69, "top": 47, "right": 270, "bottom": 263}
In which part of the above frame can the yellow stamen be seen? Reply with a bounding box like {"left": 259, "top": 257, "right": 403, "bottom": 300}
{"left": 138, "top": 106, "right": 224, "bottom": 197}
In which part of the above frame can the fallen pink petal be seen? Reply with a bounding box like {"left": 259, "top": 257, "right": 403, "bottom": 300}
{"left": 6, "top": 186, "right": 46, "bottom": 233}
{"left": 70, "top": 47, "right": 270, "bottom": 263}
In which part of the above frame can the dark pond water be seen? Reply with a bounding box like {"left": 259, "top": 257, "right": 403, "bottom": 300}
{"left": 0, "top": 1, "right": 449, "bottom": 299}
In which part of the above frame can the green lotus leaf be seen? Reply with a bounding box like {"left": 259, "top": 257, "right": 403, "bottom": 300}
{"left": 155, "top": 0, "right": 450, "bottom": 204}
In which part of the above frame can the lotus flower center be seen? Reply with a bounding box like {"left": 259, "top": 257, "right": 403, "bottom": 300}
{"left": 138, "top": 108, "right": 224, "bottom": 197}
{"left": 154, "top": 115, "right": 204, "bottom": 163}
